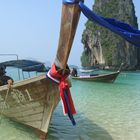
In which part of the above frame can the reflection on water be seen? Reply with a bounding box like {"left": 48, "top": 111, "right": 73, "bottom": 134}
{"left": 0, "top": 72, "right": 140, "bottom": 140}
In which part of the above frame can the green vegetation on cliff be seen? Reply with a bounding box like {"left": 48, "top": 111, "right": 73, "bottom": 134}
{"left": 81, "top": 0, "right": 139, "bottom": 69}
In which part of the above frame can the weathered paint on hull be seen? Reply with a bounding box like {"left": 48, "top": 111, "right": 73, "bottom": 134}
{"left": 0, "top": 74, "right": 60, "bottom": 139}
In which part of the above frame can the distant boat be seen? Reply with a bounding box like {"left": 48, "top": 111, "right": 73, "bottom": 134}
{"left": 72, "top": 63, "right": 123, "bottom": 83}
{"left": 71, "top": 71, "right": 120, "bottom": 83}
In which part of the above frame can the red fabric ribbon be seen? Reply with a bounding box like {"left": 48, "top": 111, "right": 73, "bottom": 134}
{"left": 49, "top": 64, "right": 76, "bottom": 115}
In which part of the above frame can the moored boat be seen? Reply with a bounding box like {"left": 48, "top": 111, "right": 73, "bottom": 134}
{"left": 71, "top": 63, "right": 123, "bottom": 83}
{"left": 71, "top": 70, "right": 120, "bottom": 83}
{"left": 0, "top": 1, "right": 81, "bottom": 140}
{"left": 0, "top": 74, "right": 59, "bottom": 139}
{"left": 1, "top": 0, "right": 139, "bottom": 139}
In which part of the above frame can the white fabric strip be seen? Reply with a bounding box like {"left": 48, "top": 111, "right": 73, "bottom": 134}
{"left": 47, "top": 70, "right": 60, "bottom": 83}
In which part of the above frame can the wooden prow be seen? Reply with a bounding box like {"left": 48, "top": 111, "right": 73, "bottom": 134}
{"left": 38, "top": 3, "right": 81, "bottom": 140}
{"left": 55, "top": 4, "right": 81, "bottom": 69}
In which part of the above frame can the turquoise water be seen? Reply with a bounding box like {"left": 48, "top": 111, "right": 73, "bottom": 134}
{"left": 0, "top": 70, "right": 140, "bottom": 140}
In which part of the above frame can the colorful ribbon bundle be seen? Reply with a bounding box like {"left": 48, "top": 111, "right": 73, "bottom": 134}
{"left": 47, "top": 64, "right": 76, "bottom": 125}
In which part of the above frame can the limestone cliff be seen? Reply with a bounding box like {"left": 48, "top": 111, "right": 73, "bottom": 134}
{"left": 81, "top": 0, "right": 140, "bottom": 70}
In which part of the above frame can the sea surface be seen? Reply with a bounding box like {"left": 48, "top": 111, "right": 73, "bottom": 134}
{"left": 0, "top": 69, "right": 140, "bottom": 140}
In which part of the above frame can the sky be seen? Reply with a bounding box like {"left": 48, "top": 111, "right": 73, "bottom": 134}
{"left": 0, "top": 0, "right": 140, "bottom": 66}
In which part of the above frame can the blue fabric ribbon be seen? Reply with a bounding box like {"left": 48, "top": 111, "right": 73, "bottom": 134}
{"left": 63, "top": 0, "right": 84, "bottom": 4}
{"left": 63, "top": 0, "right": 140, "bottom": 47}
{"left": 79, "top": 2, "right": 140, "bottom": 47}
{"left": 64, "top": 90, "right": 76, "bottom": 126}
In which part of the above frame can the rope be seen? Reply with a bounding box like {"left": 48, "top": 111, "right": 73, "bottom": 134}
{"left": 0, "top": 80, "right": 13, "bottom": 124}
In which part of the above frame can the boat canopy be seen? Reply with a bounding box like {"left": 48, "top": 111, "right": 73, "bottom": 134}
{"left": 0, "top": 60, "right": 49, "bottom": 72}
{"left": 63, "top": 0, "right": 140, "bottom": 47}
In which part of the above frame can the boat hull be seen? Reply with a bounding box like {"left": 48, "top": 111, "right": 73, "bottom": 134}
{"left": 71, "top": 71, "right": 120, "bottom": 83}
{"left": 0, "top": 74, "right": 60, "bottom": 139}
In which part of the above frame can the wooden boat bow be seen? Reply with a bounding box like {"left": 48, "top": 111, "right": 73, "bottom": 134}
{"left": 55, "top": 3, "right": 81, "bottom": 70}
{"left": 46, "top": 1, "right": 81, "bottom": 128}
{"left": 0, "top": 1, "right": 82, "bottom": 140}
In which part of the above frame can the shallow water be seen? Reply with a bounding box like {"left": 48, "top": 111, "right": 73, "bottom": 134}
{"left": 0, "top": 71, "right": 140, "bottom": 140}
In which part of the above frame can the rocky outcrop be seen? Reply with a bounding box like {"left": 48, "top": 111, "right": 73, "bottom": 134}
{"left": 81, "top": 0, "right": 140, "bottom": 70}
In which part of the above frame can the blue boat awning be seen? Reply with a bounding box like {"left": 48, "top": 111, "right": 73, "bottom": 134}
{"left": 0, "top": 60, "right": 49, "bottom": 72}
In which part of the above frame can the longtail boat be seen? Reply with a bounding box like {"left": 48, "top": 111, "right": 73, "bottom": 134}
{"left": 0, "top": 1, "right": 81, "bottom": 140}
{"left": 71, "top": 71, "right": 120, "bottom": 83}
{"left": 71, "top": 63, "right": 123, "bottom": 83}
{"left": 0, "top": 0, "right": 139, "bottom": 139}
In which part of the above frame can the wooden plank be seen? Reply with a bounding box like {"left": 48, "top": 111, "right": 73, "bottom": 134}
{"left": 14, "top": 112, "right": 43, "bottom": 122}
{"left": 23, "top": 121, "right": 42, "bottom": 129}
{"left": 5, "top": 96, "right": 45, "bottom": 108}
{"left": 6, "top": 106, "right": 44, "bottom": 118}
{"left": 40, "top": 98, "right": 55, "bottom": 133}
{"left": 3, "top": 102, "right": 42, "bottom": 115}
